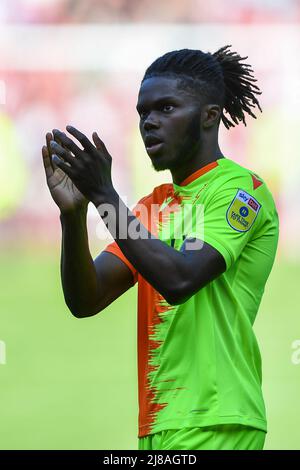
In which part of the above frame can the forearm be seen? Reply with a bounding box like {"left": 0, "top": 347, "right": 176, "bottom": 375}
{"left": 97, "top": 190, "right": 189, "bottom": 302}
{"left": 60, "top": 208, "right": 99, "bottom": 316}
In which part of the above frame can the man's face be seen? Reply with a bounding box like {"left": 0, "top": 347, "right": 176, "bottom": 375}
{"left": 137, "top": 76, "right": 203, "bottom": 172}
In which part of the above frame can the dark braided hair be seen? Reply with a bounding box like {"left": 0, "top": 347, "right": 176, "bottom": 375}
{"left": 142, "top": 45, "right": 262, "bottom": 130}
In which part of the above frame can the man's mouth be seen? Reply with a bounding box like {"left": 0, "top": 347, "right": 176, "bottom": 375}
{"left": 146, "top": 142, "right": 164, "bottom": 156}
{"left": 144, "top": 135, "right": 164, "bottom": 155}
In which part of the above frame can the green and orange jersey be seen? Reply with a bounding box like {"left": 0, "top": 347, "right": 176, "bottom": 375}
{"left": 104, "top": 157, "right": 279, "bottom": 438}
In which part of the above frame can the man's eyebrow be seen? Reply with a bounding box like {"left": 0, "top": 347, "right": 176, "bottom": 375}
{"left": 136, "top": 95, "right": 180, "bottom": 111}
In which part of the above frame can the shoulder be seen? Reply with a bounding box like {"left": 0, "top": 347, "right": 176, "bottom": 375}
{"left": 135, "top": 183, "right": 173, "bottom": 207}
{"left": 215, "top": 158, "right": 277, "bottom": 211}
{"left": 210, "top": 159, "right": 278, "bottom": 232}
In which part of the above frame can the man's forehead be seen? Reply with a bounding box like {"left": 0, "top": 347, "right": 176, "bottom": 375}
{"left": 137, "top": 76, "right": 186, "bottom": 102}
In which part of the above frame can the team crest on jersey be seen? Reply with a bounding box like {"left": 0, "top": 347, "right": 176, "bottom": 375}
{"left": 226, "top": 189, "right": 261, "bottom": 232}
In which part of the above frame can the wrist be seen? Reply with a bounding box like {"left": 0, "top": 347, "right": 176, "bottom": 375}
{"left": 60, "top": 204, "right": 88, "bottom": 220}
{"left": 91, "top": 187, "right": 118, "bottom": 208}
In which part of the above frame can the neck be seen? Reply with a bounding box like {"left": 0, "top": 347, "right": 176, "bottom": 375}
{"left": 171, "top": 140, "right": 225, "bottom": 186}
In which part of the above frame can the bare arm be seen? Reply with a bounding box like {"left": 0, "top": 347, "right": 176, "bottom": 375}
{"left": 50, "top": 127, "right": 226, "bottom": 306}
{"left": 108, "top": 195, "right": 226, "bottom": 305}
{"left": 60, "top": 208, "right": 134, "bottom": 318}
{"left": 42, "top": 132, "right": 134, "bottom": 318}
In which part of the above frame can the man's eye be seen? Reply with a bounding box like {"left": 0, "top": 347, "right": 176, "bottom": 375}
{"left": 163, "top": 105, "right": 174, "bottom": 112}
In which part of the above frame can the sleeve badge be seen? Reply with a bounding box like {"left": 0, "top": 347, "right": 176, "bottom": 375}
{"left": 226, "top": 189, "right": 261, "bottom": 232}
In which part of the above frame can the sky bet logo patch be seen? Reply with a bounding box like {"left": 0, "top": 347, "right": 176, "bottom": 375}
{"left": 226, "top": 189, "right": 261, "bottom": 232}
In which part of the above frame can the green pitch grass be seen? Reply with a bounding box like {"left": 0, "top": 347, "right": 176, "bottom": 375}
{"left": 0, "top": 249, "right": 299, "bottom": 449}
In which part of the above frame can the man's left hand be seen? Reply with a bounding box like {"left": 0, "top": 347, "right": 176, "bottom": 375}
{"left": 50, "top": 126, "right": 114, "bottom": 207}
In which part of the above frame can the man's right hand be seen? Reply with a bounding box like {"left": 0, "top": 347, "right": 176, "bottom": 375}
{"left": 42, "top": 132, "right": 88, "bottom": 214}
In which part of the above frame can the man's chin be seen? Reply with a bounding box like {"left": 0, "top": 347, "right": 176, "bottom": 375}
{"left": 151, "top": 162, "right": 170, "bottom": 172}
{"left": 150, "top": 156, "right": 174, "bottom": 172}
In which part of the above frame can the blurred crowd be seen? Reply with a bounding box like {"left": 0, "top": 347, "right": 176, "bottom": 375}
{"left": 3, "top": 0, "right": 300, "bottom": 24}
{"left": 0, "top": 0, "right": 299, "bottom": 256}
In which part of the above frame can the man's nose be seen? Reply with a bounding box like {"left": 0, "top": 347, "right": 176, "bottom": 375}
{"left": 143, "top": 113, "right": 160, "bottom": 131}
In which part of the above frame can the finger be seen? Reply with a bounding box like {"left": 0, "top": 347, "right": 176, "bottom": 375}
{"left": 52, "top": 129, "right": 82, "bottom": 157}
{"left": 66, "top": 125, "right": 95, "bottom": 152}
{"left": 46, "top": 132, "right": 53, "bottom": 148}
{"left": 92, "top": 132, "right": 111, "bottom": 160}
{"left": 50, "top": 140, "right": 76, "bottom": 166}
{"left": 52, "top": 154, "right": 74, "bottom": 178}
{"left": 42, "top": 145, "right": 54, "bottom": 179}
{"left": 46, "top": 132, "right": 54, "bottom": 171}
{"left": 92, "top": 131, "right": 104, "bottom": 150}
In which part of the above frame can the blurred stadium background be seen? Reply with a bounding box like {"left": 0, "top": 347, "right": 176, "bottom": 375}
{"left": 0, "top": 0, "right": 299, "bottom": 450}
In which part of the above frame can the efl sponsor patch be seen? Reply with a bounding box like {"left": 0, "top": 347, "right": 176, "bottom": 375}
{"left": 226, "top": 189, "right": 261, "bottom": 232}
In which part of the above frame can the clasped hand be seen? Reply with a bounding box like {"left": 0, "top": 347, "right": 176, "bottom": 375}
{"left": 50, "top": 126, "right": 114, "bottom": 207}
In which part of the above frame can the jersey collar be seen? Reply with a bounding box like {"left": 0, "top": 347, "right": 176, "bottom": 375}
{"left": 176, "top": 160, "right": 219, "bottom": 187}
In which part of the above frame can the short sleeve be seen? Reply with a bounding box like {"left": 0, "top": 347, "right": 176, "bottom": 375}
{"left": 202, "top": 184, "right": 263, "bottom": 270}
{"left": 103, "top": 241, "right": 138, "bottom": 284}
{"left": 102, "top": 193, "right": 153, "bottom": 285}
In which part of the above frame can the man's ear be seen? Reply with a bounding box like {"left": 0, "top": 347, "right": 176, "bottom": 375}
{"left": 202, "top": 104, "right": 222, "bottom": 129}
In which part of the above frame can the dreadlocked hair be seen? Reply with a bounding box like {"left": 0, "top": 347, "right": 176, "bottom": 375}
{"left": 142, "top": 45, "right": 262, "bottom": 130}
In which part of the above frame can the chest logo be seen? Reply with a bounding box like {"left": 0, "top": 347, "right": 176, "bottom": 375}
{"left": 226, "top": 189, "right": 261, "bottom": 232}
